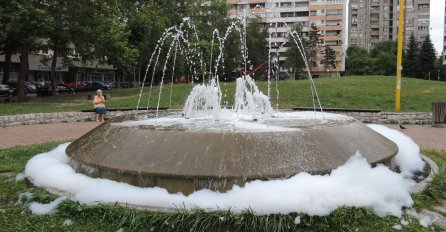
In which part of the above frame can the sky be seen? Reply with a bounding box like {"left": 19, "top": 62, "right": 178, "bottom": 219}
{"left": 430, "top": 0, "right": 445, "bottom": 55}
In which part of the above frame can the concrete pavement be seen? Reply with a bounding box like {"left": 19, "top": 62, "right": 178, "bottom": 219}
{"left": 0, "top": 121, "right": 445, "bottom": 151}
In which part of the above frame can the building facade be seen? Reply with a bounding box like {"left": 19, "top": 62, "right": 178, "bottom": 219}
{"left": 227, "top": 0, "right": 347, "bottom": 77}
{"left": 349, "top": 0, "right": 430, "bottom": 51}
{"left": 0, "top": 50, "right": 115, "bottom": 85}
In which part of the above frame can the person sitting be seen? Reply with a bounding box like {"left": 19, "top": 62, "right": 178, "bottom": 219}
{"left": 93, "top": 89, "right": 106, "bottom": 122}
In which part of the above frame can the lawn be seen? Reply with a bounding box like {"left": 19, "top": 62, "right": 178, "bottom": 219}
{"left": 0, "top": 142, "right": 445, "bottom": 231}
{"left": 1, "top": 76, "right": 445, "bottom": 116}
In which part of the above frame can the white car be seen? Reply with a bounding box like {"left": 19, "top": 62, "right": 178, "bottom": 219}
{"left": 0, "top": 84, "right": 14, "bottom": 97}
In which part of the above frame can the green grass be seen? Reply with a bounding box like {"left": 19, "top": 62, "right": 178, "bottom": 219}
{"left": 0, "top": 141, "right": 65, "bottom": 173}
{"left": 1, "top": 76, "right": 445, "bottom": 116}
{"left": 0, "top": 143, "right": 445, "bottom": 231}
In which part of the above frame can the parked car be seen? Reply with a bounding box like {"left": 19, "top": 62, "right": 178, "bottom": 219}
{"left": 101, "top": 81, "right": 116, "bottom": 88}
{"left": 120, "top": 82, "right": 134, "bottom": 88}
{"left": 56, "top": 84, "right": 74, "bottom": 94}
{"left": 0, "top": 84, "right": 14, "bottom": 96}
{"left": 74, "top": 82, "right": 110, "bottom": 92}
{"left": 66, "top": 81, "right": 86, "bottom": 89}
{"left": 8, "top": 82, "right": 37, "bottom": 95}
{"left": 37, "top": 85, "right": 53, "bottom": 97}
{"left": 25, "top": 82, "right": 37, "bottom": 94}
{"left": 36, "top": 83, "right": 73, "bottom": 96}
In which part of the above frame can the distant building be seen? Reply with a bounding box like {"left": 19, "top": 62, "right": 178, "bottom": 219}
{"left": 0, "top": 49, "right": 115, "bottom": 84}
{"left": 227, "top": 0, "right": 347, "bottom": 77}
{"left": 349, "top": 0, "right": 430, "bottom": 51}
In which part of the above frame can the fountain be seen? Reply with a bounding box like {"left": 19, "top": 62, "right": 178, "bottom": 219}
{"left": 65, "top": 15, "right": 399, "bottom": 195}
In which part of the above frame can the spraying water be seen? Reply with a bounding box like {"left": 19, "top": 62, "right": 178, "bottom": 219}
{"left": 136, "top": 7, "right": 324, "bottom": 121}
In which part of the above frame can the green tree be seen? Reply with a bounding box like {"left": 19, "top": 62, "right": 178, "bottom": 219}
{"left": 321, "top": 46, "right": 336, "bottom": 76}
{"left": 370, "top": 40, "right": 397, "bottom": 76}
{"left": 403, "top": 34, "right": 420, "bottom": 78}
{"left": 128, "top": 5, "right": 169, "bottom": 83}
{"left": 2, "top": 0, "right": 46, "bottom": 97}
{"left": 90, "top": 0, "right": 138, "bottom": 86}
{"left": 284, "top": 24, "right": 307, "bottom": 80}
{"left": 418, "top": 35, "right": 436, "bottom": 79}
{"left": 0, "top": 1, "right": 22, "bottom": 85}
{"left": 307, "top": 24, "right": 322, "bottom": 69}
{"left": 246, "top": 18, "right": 268, "bottom": 77}
{"left": 434, "top": 56, "right": 446, "bottom": 81}
{"left": 345, "top": 45, "right": 373, "bottom": 75}
{"left": 41, "top": 0, "right": 74, "bottom": 95}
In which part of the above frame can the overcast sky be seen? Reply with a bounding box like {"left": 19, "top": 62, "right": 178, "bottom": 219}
{"left": 431, "top": 1, "right": 445, "bottom": 55}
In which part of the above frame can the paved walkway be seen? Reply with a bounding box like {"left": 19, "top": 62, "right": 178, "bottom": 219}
{"left": 0, "top": 121, "right": 101, "bottom": 148}
{"left": 386, "top": 124, "right": 446, "bottom": 151}
{"left": 0, "top": 121, "right": 445, "bottom": 151}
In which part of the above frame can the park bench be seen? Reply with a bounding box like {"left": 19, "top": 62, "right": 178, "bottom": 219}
{"left": 432, "top": 102, "right": 446, "bottom": 124}
{"left": 0, "top": 95, "right": 17, "bottom": 103}
{"left": 293, "top": 107, "right": 381, "bottom": 113}
{"left": 81, "top": 107, "right": 168, "bottom": 112}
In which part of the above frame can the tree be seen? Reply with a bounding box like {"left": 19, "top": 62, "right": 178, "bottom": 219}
{"left": 0, "top": 1, "right": 22, "bottom": 85}
{"left": 90, "top": 0, "right": 138, "bottom": 86}
{"left": 245, "top": 18, "right": 268, "bottom": 77}
{"left": 370, "top": 40, "right": 397, "bottom": 76}
{"left": 283, "top": 24, "right": 307, "bottom": 80}
{"left": 345, "top": 45, "right": 373, "bottom": 75}
{"left": 403, "top": 34, "right": 420, "bottom": 78}
{"left": 321, "top": 46, "right": 336, "bottom": 76}
{"left": 418, "top": 35, "right": 436, "bottom": 79}
{"left": 307, "top": 24, "right": 322, "bottom": 69}
{"left": 434, "top": 56, "right": 446, "bottom": 81}
{"left": 2, "top": 0, "right": 46, "bottom": 97}
{"left": 41, "top": 0, "right": 73, "bottom": 95}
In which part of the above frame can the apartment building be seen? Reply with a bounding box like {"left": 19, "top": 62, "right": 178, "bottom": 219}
{"left": 349, "top": 0, "right": 430, "bottom": 51}
{"left": 227, "top": 0, "right": 347, "bottom": 77}
{"left": 0, "top": 50, "right": 115, "bottom": 84}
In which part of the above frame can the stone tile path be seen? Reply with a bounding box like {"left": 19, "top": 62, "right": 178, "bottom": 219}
{"left": 0, "top": 121, "right": 101, "bottom": 148}
{"left": 385, "top": 124, "right": 446, "bottom": 151}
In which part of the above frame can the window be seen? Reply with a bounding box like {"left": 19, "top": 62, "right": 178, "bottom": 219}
{"left": 295, "top": 11, "right": 309, "bottom": 17}
{"left": 326, "top": 9, "right": 342, "bottom": 15}
{"left": 326, "top": 0, "right": 342, "bottom": 4}
{"left": 280, "top": 12, "right": 294, "bottom": 17}
{"left": 418, "top": 4, "right": 429, "bottom": 9}
{"left": 280, "top": 2, "right": 292, "bottom": 7}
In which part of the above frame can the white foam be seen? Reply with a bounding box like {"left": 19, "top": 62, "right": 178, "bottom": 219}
{"left": 368, "top": 124, "right": 425, "bottom": 177}
{"left": 15, "top": 172, "right": 25, "bottom": 182}
{"left": 29, "top": 196, "right": 66, "bottom": 215}
{"left": 419, "top": 216, "right": 432, "bottom": 228}
{"left": 63, "top": 219, "right": 74, "bottom": 226}
{"left": 24, "top": 123, "right": 423, "bottom": 217}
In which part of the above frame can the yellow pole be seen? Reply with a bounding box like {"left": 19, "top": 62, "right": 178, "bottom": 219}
{"left": 395, "top": 0, "right": 405, "bottom": 112}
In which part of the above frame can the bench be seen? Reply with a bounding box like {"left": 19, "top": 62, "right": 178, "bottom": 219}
{"left": 293, "top": 107, "right": 381, "bottom": 113}
{"left": 81, "top": 107, "right": 168, "bottom": 112}
{"left": 0, "top": 96, "right": 17, "bottom": 103}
